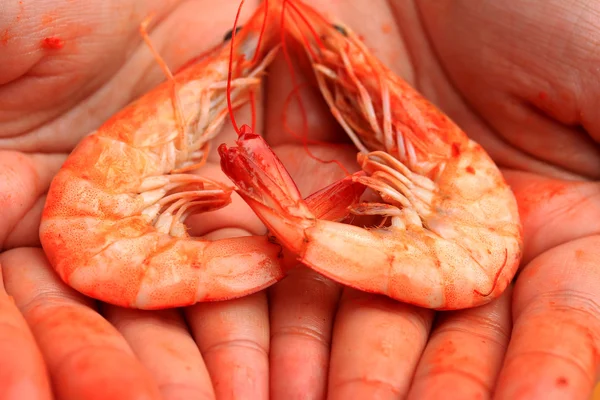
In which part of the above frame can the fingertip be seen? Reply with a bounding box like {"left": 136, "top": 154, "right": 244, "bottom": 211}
{"left": 494, "top": 308, "right": 598, "bottom": 400}
{"left": 269, "top": 267, "right": 341, "bottom": 399}
{"left": 104, "top": 306, "right": 216, "bottom": 400}
{"left": 495, "top": 352, "right": 595, "bottom": 400}
{"left": 1, "top": 248, "right": 162, "bottom": 400}
{"left": 495, "top": 238, "right": 600, "bottom": 400}
{"left": 186, "top": 292, "right": 270, "bottom": 400}
{"left": 0, "top": 255, "right": 52, "bottom": 400}
{"left": 53, "top": 349, "right": 162, "bottom": 400}
{"left": 328, "top": 289, "right": 434, "bottom": 399}
{"left": 407, "top": 289, "right": 512, "bottom": 399}
{"left": 0, "top": 325, "right": 53, "bottom": 400}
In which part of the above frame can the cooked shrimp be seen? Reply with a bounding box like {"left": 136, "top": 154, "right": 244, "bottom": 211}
{"left": 219, "top": 0, "right": 523, "bottom": 310}
{"left": 38, "top": 3, "right": 289, "bottom": 310}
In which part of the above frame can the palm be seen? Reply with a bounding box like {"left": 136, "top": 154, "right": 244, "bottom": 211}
{"left": 414, "top": 1, "right": 600, "bottom": 264}
{"left": 419, "top": 2, "right": 600, "bottom": 395}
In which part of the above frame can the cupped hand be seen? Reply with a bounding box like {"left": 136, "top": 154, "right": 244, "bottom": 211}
{"left": 2, "top": 0, "right": 599, "bottom": 399}
{"left": 0, "top": 0, "right": 279, "bottom": 399}
{"left": 265, "top": 1, "right": 600, "bottom": 399}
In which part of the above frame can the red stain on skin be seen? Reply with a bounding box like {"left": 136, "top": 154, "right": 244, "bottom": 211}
{"left": 466, "top": 166, "right": 475, "bottom": 174}
{"left": 0, "top": 29, "right": 11, "bottom": 45}
{"left": 381, "top": 23, "right": 392, "bottom": 34}
{"left": 531, "top": 89, "right": 575, "bottom": 120}
{"left": 513, "top": 180, "right": 569, "bottom": 220}
{"left": 556, "top": 377, "right": 568, "bottom": 387}
{"left": 42, "top": 37, "right": 64, "bottom": 50}
{"left": 16, "top": 1, "right": 24, "bottom": 21}
{"left": 436, "top": 339, "right": 457, "bottom": 359}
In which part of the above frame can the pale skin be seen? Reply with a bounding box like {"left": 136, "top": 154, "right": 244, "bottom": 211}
{"left": 0, "top": 1, "right": 599, "bottom": 400}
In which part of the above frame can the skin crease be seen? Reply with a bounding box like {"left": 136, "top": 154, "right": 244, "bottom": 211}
{"left": 0, "top": 0, "right": 599, "bottom": 400}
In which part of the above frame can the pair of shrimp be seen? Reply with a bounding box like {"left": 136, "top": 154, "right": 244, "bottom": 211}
{"left": 40, "top": 0, "right": 522, "bottom": 311}
{"left": 218, "top": 0, "right": 523, "bottom": 310}
{"left": 39, "top": 1, "right": 366, "bottom": 310}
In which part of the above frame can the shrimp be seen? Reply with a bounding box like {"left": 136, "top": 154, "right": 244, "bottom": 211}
{"left": 38, "top": 2, "right": 289, "bottom": 310}
{"left": 218, "top": 0, "right": 523, "bottom": 310}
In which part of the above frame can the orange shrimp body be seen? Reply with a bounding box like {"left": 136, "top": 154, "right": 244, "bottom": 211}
{"left": 39, "top": 4, "right": 285, "bottom": 309}
{"left": 220, "top": 0, "right": 523, "bottom": 310}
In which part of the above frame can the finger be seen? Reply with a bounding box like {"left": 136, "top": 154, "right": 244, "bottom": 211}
{"left": 269, "top": 267, "right": 342, "bottom": 399}
{"left": 185, "top": 256, "right": 270, "bottom": 400}
{"left": 328, "top": 289, "right": 434, "bottom": 399}
{"left": 407, "top": 288, "right": 512, "bottom": 399}
{"left": 0, "top": 260, "right": 52, "bottom": 400}
{"left": 502, "top": 171, "right": 600, "bottom": 265}
{"left": 4, "top": 195, "right": 47, "bottom": 249}
{"left": 104, "top": 306, "right": 216, "bottom": 400}
{"left": 2, "top": 248, "right": 162, "bottom": 400}
{"left": 494, "top": 236, "right": 600, "bottom": 400}
{"left": 0, "top": 152, "right": 64, "bottom": 250}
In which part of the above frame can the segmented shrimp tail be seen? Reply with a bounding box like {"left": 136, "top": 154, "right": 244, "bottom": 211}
{"left": 218, "top": 125, "right": 366, "bottom": 251}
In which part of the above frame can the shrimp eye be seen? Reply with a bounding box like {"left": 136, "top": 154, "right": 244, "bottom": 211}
{"left": 223, "top": 26, "right": 243, "bottom": 42}
{"left": 332, "top": 24, "right": 348, "bottom": 37}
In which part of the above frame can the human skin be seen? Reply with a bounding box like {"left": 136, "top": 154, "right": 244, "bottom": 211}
{"left": 1, "top": 0, "right": 599, "bottom": 400}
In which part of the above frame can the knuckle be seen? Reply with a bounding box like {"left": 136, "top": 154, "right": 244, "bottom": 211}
{"left": 271, "top": 324, "right": 331, "bottom": 349}
{"left": 200, "top": 337, "right": 268, "bottom": 359}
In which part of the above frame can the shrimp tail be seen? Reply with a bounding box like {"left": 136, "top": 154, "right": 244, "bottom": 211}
{"left": 218, "top": 125, "right": 366, "bottom": 253}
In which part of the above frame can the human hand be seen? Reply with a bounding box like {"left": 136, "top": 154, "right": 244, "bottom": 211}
{"left": 0, "top": 0, "right": 283, "bottom": 399}
{"left": 264, "top": 0, "right": 600, "bottom": 399}
{"left": 2, "top": 0, "right": 599, "bottom": 399}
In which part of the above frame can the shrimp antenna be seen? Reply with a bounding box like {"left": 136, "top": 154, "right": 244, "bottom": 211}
{"left": 283, "top": 0, "right": 326, "bottom": 58}
{"left": 251, "top": 0, "right": 268, "bottom": 65}
{"left": 249, "top": 0, "right": 269, "bottom": 132}
{"left": 281, "top": 81, "right": 343, "bottom": 148}
{"left": 227, "top": 0, "right": 269, "bottom": 135}
{"left": 226, "top": 0, "right": 245, "bottom": 135}
{"left": 280, "top": 0, "right": 350, "bottom": 175}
